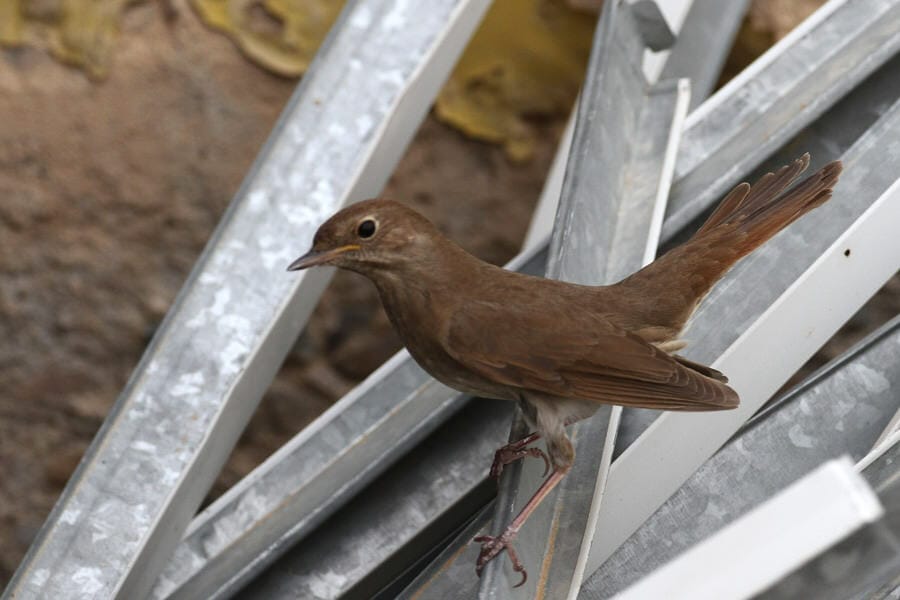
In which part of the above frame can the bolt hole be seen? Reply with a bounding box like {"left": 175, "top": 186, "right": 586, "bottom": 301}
{"left": 844, "top": 248, "right": 851, "bottom": 257}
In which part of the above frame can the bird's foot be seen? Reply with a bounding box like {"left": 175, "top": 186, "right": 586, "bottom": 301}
{"left": 474, "top": 530, "right": 527, "bottom": 587}
{"left": 490, "top": 444, "right": 550, "bottom": 481}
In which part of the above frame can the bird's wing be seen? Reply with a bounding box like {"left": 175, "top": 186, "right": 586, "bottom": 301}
{"left": 444, "top": 300, "right": 738, "bottom": 411}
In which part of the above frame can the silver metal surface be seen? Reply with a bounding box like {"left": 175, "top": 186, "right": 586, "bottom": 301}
{"left": 479, "top": 2, "right": 687, "bottom": 597}
{"left": 658, "top": 0, "right": 749, "bottom": 110}
{"left": 663, "top": 0, "right": 900, "bottom": 241}
{"left": 154, "top": 355, "right": 461, "bottom": 599}
{"left": 235, "top": 399, "right": 514, "bottom": 600}
{"left": 611, "top": 457, "right": 883, "bottom": 600}
{"left": 583, "top": 96, "right": 900, "bottom": 578}
{"left": 583, "top": 315, "right": 900, "bottom": 597}
{"left": 154, "top": 243, "right": 547, "bottom": 600}
{"left": 398, "top": 504, "right": 494, "bottom": 600}
{"left": 760, "top": 430, "right": 900, "bottom": 599}
{"left": 615, "top": 49, "right": 900, "bottom": 459}
{"left": 2, "top": 1, "right": 491, "bottom": 598}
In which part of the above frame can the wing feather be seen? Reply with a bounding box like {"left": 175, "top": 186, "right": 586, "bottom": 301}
{"left": 444, "top": 301, "right": 738, "bottom": 412}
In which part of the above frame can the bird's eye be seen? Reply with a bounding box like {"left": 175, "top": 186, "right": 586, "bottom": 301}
{"left": 357, "top": 219, "right": 377, "bottom": 239}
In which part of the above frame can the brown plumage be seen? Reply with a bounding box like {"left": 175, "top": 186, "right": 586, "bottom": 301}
{"left": 288, "top": 154, "right": 843, "bottom": 584}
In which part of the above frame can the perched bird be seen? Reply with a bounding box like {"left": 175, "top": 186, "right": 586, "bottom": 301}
{"left": 288, "top": 154, "right": 842, "bottom": 585}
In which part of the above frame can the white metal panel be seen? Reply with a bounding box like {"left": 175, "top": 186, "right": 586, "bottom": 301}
{"left": 612, "top": 458, "right": 883, "bottom": 600}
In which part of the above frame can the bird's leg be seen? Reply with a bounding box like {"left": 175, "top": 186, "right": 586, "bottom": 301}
{"left": 489, "top": 431, "right": 549, "bottom": 480}
{"left": 474, "top": 467, "right": 568, "bottom": 587}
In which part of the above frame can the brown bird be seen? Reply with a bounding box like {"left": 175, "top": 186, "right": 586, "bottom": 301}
{"left": 288, "top": 154, "right": 842, "bottom": 585}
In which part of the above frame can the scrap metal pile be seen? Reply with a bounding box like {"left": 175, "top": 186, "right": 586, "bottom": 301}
{"left": 5, "top": 0, "right": 900, "bottom": 598}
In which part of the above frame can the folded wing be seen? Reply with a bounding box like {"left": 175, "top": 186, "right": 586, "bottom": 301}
{"left": 444, "top": 300, "right": 739, "bottom": 411}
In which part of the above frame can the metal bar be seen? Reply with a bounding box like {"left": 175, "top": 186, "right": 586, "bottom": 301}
{"left": 152, "top": 243, "right": 547, "bottom": 600}
{"left": 760, "top": 433, "right": 900, "bottom": 599}
{"left": 525, "top": 0, "right": 745, "bottom": 253}
{"left": 662, "top": 0, "right": 900, "bottom": 241}
{"left": 658, "top": 0, "right": 749, "bottom": 110}
{"left": 397, "top": 504, "right": 495, "bottom": 600}
{"left": 874, "top": 409, "right": 900, "bottom": 450}
{"left": 2, "top": 1, "right": 492, "bottom": 598}
{"left": 478, "top": 1, "right": 687, "bottom": 597}
{"left": 233, "top": 400, "right": 514, "bottom": 600}
{"left": 522, "top": 109, "right": 576, "bottom": 252}
{"left": 153, "top": 355, "right": 462, "bottom": 599}
{"left": 583, "top": 110, "right": 900, "bottom": 580}
{"left": 583, "top": 314, "right": 900, "bottom": 596}
{"left": 611, "top": 457, "right": 883, "bottom": 600}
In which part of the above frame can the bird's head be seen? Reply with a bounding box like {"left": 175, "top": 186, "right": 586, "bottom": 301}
{"left": 287, "top": 199, "right": 442, "bottom": 276}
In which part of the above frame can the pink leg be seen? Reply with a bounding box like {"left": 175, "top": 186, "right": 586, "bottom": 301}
{"left": 490, "top": 432, "right": 550, "bottom": 480}
{"left": 474, "top": 468, "right": 568, "bottom": 587}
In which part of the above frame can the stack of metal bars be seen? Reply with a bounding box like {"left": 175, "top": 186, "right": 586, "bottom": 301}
{"left": 4, "top": 0, "right": 900, "bottom": 598}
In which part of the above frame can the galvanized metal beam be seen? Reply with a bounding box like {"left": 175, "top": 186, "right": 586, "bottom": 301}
{"left": 2, "top": 1, "right": 492, "bottom": 598}
{"left": 479, "top": 1, "right": 689, "bottom": 597}
{"left": 584, "top": 314, "right": 900, "bottom": 596}
{"left": 235, "top": 399, "right": 514, "bottom": 600}
{"left": 583, "top": 103, "right": 900, "bottom": 578}
{"left": 658, "top": 0, "right": 750, "bottom": 110}
{"left": 663, "top": 0, "right": 900, "bottom": 241}
{"left": 524, "top": 0, "right": 748, "bottom": 271}
{"left": 611, "top": 457, "right": 883, "bottom": 600}
{"left": 760, "top": 433, "right": 900, "bottom": 599}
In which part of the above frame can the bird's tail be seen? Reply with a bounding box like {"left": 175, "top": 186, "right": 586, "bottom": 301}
{"left": 616, "top": 154, "right": 843, "bottom": 333}
{"left": 690, "top": 154, "right": 842, "bottom": 256}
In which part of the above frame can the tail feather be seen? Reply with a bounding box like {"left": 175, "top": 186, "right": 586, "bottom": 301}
{"left": 616, "top": 154, "right": 843, "bottom": 333}
{"left": 696, "top": 153, "right": 812, "bottom": 237}
{"left": 695, "top": 154, "right": 842, "bottom": 254}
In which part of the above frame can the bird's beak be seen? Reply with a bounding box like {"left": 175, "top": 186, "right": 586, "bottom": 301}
{"left": 287, "top": 244, "right": 360, "bottom": 271}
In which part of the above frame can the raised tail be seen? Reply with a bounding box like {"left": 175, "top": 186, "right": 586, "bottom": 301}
{"left": 691, "top": 154, "right": 842, "bottom": 254}
{"left": 616, "top": 154, "right": 843, "bottom": 335}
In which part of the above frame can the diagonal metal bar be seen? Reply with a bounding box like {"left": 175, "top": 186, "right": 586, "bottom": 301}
{"left": 234, "top": 399, "right": 514, "bottom": 600}
{"left": 611, "top": 457, "right": 883, "bottom": 600}
{"left": 1, "top": 1, "right": 492, "bottom": 598}
{"left": 399, "top": 507, "right": 493, "bottom": 599}
{"left": 478, "top": 1, "right": 688, "bottom": 597}
{"left": 526, "top": 0, "right": 748, "bottom": 262}
{"left": 151, "top": 243, "right": 548, "bottom": 600}
{"left": 760, "top": 433, "right": 900, "bottom": 599}
{"left": 583, "top": 314, "right": 900, "bottom": 597}
{"left": 583, "top": 100, "right": 900, "bottom": 579}
{"left": 662, "top": 0, "right": 900, "bottom": 241}
{"left": 657, "top": 0, "right": 750, "bottom": 110}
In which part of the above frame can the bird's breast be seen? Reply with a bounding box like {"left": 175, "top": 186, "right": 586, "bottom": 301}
{"left": 374, "top": 281, "right": 516, "bottom": 401}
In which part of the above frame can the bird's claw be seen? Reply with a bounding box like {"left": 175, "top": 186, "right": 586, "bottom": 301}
{"left": 474, "top": 533, "right": 527, "bottom": 587}
{"left": 490, "top": 445, "right": 550, "bottom": 481}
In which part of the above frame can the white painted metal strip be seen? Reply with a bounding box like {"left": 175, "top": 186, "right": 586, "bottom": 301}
{"left": 611, "top": 457, "right": 883, "bottom": 600}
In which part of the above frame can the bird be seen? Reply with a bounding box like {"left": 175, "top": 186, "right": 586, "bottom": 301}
{"left": 287, "top": 154, "right": 842, "bottom": 585}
